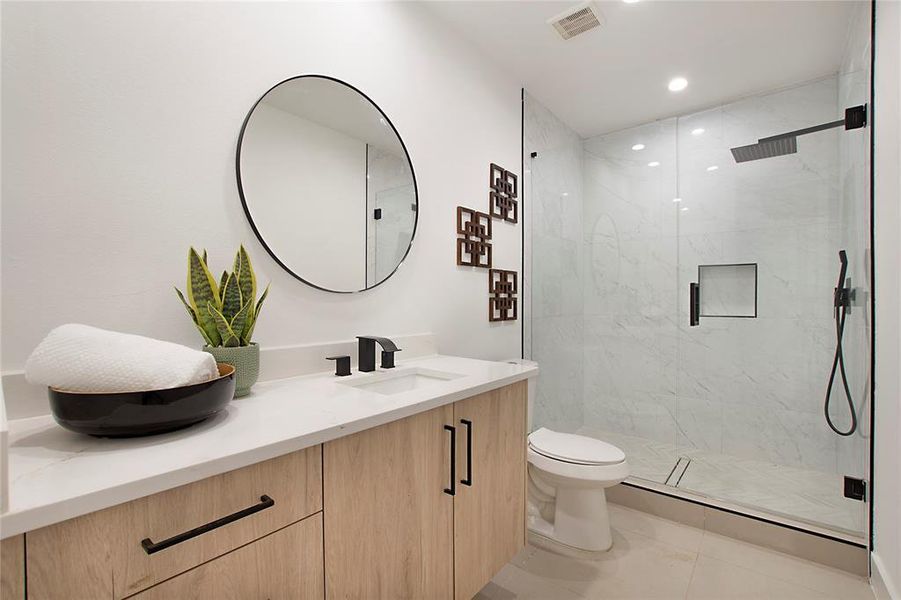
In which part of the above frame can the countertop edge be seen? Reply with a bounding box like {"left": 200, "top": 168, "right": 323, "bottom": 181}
{"left": 0, "top": 365, "right": 537, "bottom": 538}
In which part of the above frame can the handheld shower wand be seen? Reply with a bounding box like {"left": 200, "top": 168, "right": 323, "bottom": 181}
{"left": 824, "top": 250, "right": 857, "bottom": 436}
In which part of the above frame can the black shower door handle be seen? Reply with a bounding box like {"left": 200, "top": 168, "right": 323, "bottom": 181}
{"left": 460, "top": 419, "right": 473, "bottom": 486}
{"left": 140, "top": 495, "right": 275, "bottom": 555}
{"left": 690, "top": 282, "right": 700, "bottom": 327}
{"left": 444, "top": 424, "right": 456, "bottom": 496}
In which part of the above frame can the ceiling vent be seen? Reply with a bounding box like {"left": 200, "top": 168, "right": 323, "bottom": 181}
{"left": 548, "top": 2, "right": 604, "bottom": 40}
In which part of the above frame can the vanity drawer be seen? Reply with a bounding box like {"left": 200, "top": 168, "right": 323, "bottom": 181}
{"left": 27, "top": 446, "right": 322, "bottom": 599}
{"left": 130, "top": 513, "right": 324, "bottom": 600}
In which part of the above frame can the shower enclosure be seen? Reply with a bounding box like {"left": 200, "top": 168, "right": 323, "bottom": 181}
{"left": 524, "top": 4, "right": 872, "bottom": 541}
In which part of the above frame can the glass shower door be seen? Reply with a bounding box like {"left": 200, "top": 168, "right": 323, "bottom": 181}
{"left": 672, "top": 73, "right": 871, "bottom": 538}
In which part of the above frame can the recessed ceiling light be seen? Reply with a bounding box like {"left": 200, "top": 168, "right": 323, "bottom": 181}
{"left": 562, "top": 192, "right": 569, "bottom": 197}
{"left": 673, "top": 197, "right": 682, "bottom": 203}
{"left": 680, "top": 207, "right": 689, "bottom": 212}
{"left": 632, "top": 143, "right": 645, "bottom": 151}
{"left": 691, "top": 128, "right": 705, "bottom": 136}
{"left": 668, "top": 77, "right": 688, "bottom": 92}
{"left": 623, "top": 0, "right": 640, "bottom": 4}
{"left": 707, "top": 165, "right": 719, "bottom": 171}
{"left": 648, "top": 161, "right": 660, "bottom": 167}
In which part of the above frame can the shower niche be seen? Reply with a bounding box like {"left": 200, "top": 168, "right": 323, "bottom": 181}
{"left": 697, "top": 263, "right": 758, "bottom": 319}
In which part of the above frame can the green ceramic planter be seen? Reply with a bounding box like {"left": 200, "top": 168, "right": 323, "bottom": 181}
{"left": 204, "top": 343, "right": 259, "bottom": 398}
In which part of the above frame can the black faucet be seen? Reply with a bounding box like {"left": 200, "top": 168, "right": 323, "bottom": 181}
{"left": 356, "top": 336, "right": 401, "bottom": 372}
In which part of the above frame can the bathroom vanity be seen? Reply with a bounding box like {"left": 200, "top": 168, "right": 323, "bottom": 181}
{"left": 0, "top": 355, "right": 536, "bottom": 599}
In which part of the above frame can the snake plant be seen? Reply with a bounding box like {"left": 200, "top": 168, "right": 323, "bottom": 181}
{"left": 175, "top": 246, "right": 269, "bottom": 347}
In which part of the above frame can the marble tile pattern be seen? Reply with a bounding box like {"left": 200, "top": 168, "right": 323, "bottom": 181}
{"left": 476, "top": 504, "right": 874, "bottom": 600}
{"left": 578, "top": 428, "right": 864, "bottom": 535}
{"left": 524, "top": 92, "right": 585, "bottom": 432}
{"left": 578, "top": 76, "right": 870, "bottom": 480}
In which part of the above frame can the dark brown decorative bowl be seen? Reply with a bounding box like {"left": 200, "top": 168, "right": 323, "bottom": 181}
{"left": 48, "top": 363, "right": 236, "bottom": 438}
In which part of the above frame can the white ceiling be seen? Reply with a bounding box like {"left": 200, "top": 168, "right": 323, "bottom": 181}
{"left": 263, "top": 77, "right": 405, "bottom": 154}
{"left": 425, "top": 0, "right": 858, "bottom": 137}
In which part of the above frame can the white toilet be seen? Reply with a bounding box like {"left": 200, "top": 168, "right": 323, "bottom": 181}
{"left": 527, "top": 428, "right": 629, "bottom": 556}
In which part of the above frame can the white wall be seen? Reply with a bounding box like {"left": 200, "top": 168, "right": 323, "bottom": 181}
{"left": 0, "top": 1, "right": 522, "bottom": 371}
{"left": 241, "top": 103, "right": 367, "bottom": 291}
{"left": 873, "top": 1, "right": 901, "bottom": 597}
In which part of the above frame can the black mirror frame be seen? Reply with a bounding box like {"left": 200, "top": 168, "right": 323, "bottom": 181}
{"left": 235, "top": 74, "right": 420, "bottom": 294}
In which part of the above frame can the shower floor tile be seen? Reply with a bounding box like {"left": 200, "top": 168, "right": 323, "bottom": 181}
{"left": 677, "top": 453, "right": 864, "bottom": 534}
{"left": 576, "top": 428, "right": 864, "bottom": 536}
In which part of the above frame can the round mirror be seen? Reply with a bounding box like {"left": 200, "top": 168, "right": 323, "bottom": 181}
{"left": 237, "top": 75, "right": 418, "bottom": 293}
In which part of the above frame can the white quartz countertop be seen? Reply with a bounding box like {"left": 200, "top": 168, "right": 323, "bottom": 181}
{"left": 0, "top": 355, "right": 537, "bottom": 538}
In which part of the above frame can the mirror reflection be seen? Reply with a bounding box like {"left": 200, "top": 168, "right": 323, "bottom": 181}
{"left": 238, "top": 75, "right": 417, "bottom": 292}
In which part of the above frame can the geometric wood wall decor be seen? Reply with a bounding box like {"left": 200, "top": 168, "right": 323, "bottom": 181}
{"left": 488, "top": 268, "right": 518, "bottom": 322}
{"left": 489, "top": 163, "right": 518, "bottom": 224}
{"left": 456, "top": 206, "right": 493, "bottom": 268}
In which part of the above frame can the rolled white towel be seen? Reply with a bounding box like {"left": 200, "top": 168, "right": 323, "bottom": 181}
{"left": 25, "top": 324, "right": 220, "bottom": 393}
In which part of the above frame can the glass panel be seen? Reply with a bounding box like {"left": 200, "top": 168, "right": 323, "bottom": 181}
{"left": 673, "top": 6, "right": 871, "bottom": 534}
{"left": 524, "top": 0, "right": 870, "bottom": 537}
{"left": 579, "top": 119, "right": 679, "bottom": 484}
{"left": 524, "top": 93, "right": 586, "bottom": 435}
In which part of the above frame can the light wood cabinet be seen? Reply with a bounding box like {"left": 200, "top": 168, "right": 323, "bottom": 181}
{"left": 453, "top": 382, "right": 527, "bottom": 600}
{"left": 130, "top": 514, "right": 324, "bottom": 600}
{"left": 0, "top": 534, "right": 25, "bottom": 600}
{"left": 27, "top": 446, "right": 322, "bottom": 599}
{"left": 323, "top": 404, "right": 455, "bottom": 599}
{"left": 323, "top": 382, "right": 527, "bottom": 600}
{"left": 18, "top": 381, "right": 528, "bottom": 600}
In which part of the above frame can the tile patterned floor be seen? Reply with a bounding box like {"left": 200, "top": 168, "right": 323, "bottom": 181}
{"left": 476, "top": 504, "right": 874, "bottom": 600}
{"left": 577, "top": 428, "right": 864, "bottom": 535}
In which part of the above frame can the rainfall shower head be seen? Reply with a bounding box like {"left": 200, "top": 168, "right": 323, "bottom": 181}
{"left": 731, "top": 136, "right": 798, "bottom": 163}
{"left": 730, "top": 105, "right": 867, "bottom": 164}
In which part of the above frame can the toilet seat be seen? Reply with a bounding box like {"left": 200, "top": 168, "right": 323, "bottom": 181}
{"left": 528, "top": 428, "right": 626, "bottom": 466}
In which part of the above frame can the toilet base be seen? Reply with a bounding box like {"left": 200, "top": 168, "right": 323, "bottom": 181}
{"left": 527, "top": 475, "right": 615, "bottom": 553}
{"left": 527, "top": 530, "right": 612, "bottom": 560}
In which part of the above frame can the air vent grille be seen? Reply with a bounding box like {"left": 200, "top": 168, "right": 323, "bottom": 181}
{"left": 549, "top": 3, "right": 602, "bottom": 40}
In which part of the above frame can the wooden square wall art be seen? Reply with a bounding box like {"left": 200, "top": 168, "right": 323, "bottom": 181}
{"left": 456, "top": 206, "right": 492, "bottom": 268}
{"left": 489, "top": 163, "right": 518, "bottom": 224}
{"left": 489, "top": 269, "right": 518, "bottom": 322}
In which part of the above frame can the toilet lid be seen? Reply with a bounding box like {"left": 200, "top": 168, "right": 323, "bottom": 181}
{"left": 528, "top": 428, "right": 626, "bottom": 465}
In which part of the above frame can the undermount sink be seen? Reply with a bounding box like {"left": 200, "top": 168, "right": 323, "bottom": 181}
{"left": 340, "top": 367, "right": 463, "bottom": 395}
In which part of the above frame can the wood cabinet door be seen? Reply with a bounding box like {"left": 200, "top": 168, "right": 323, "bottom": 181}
{"left": 0, "top": 535, "right": 25, "bottom": 600}
{"left": 323, "top": 405, "right": 454, "bottom": 600}
{"left": 453, "top": 382, "right": 527, "bottom": 600}
{"left": 131, "top": 513, "right": 324, "bottom": 600}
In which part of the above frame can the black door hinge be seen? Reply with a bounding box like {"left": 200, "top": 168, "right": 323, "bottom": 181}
{"left": 843, "top": 476, "right": 866, "bottom": 501}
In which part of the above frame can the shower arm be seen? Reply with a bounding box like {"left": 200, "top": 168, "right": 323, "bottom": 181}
{"left": 759, "top": 118, "right": 847, "bottom": 143}
{"left": 761, "top": 105, "right": 867, "bottom": 143}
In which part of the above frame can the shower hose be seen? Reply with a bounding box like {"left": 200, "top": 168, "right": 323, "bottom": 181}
{"left": 824, "top": 260, "right": 857, "bottom": 437}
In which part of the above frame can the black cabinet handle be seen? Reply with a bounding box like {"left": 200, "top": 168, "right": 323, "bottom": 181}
{"left": 140, "top": 495, "right": 275, "bottom": 555}
{"left": 690, "top": 282, "right": 700, "bottom": 327}
{"left": 444, "top": 425, "right": 456, "bottom": 496}
{"left": 460, "top": 419, "right": 473, "bottom": 486}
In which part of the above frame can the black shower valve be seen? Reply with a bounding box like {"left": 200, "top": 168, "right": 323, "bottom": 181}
{"left": 834, "top": 286, "right": 852, "bottom": 308}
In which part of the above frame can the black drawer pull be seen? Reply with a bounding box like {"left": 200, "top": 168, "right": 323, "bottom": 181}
{"left": 460, "top": 419, "right": 473, "bottom": 486}
{"left": 140, "top": 495, "right": 275, "bottom": 555}
{"left": 444, "top": 425, "right": 456, "bottom": 496}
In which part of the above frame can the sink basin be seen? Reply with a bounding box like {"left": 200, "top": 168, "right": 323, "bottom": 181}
{"left": 340, "top": 367, "right": 463, "bottom": 395}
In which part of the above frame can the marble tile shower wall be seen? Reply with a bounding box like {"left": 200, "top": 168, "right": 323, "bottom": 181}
{"left": 524, "top": 92, "right": 585, "bottom": 432}
{"left": 581, "top": 76, "right": 869, "bottom": 477}
{"left": 582, "top": 120, "right": 679, "bottom": 444}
